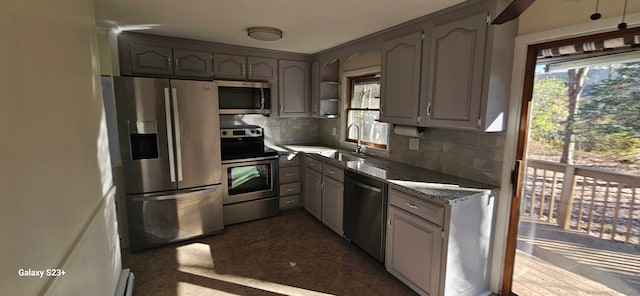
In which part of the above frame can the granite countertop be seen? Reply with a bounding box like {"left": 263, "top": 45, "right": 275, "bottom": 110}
{"left": 273, "top": 144, "right": 497, "bottom": 205}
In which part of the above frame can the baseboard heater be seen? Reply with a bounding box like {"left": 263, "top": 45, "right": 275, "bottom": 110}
{"left": 114, "top": 268, "right": 135, "bottom": 296}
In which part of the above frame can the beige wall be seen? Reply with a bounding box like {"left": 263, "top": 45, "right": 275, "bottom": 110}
{"left": 0, "top": 0, "right": 121, "bottom": 295}
{"left": 96, "top": 29, "right": 113, "bottom": 76}
{"left": 519, "top": 0, "right": 640, "bottom": 35}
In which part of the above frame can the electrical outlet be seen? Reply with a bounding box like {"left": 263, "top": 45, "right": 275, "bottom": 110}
{"left": 409, "top": 138, "right": 419, "bottom": 150}
{"left": 332, "top": 127, "right": 337, "bottom": 136}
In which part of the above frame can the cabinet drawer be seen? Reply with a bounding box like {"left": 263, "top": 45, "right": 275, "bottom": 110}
{"left": 322, "top": 163, "right": 343, "bottom": 182}
{"left": 279, "top": 167, "right": 300, "bottom": 183}
{"left": 279, "top": 182, "right": 301, "bottom": 196}
{"left": 306, "top": 156, "right": 322, "bottom": 172}
{"left": 389, "top": 189, "right": 444, "bottom": 226}
{"left": 280, "top": 195, "right": 301, "bottom": 210}
{"left": 279, "top": 154, "right": 300, "bottom": 167}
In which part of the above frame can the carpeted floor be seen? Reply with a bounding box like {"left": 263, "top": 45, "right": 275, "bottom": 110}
{"left": 122, "top": 209, "right": 417, "bottom": 296}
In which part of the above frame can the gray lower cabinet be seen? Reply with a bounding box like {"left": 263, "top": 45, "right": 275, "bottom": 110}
{"left": 303, "top": 156, "right": 344, "bottom": 235}
{"left": 126, "top": 44, "right": 213, "bottom": 78}
{"left": 279, "top": 154, "right": 301, "bottom": 210}
{"left": 386, "top": 186, "right": 495, "bottom": 296}
{"left": 380, "top": 31, "right": 423, "bottom": 126}
{"left": 278, "top": 60, "right": 309, "bottom": 117}
{"left": 304, "top": 166, "right": 322, "bottom": 220}
{"left": 213, "top": 54, "right": 277, "bottom": 81}
{"left": 386, "top": 205, "right": 443, "bottom": 296}
{"left": 424, "top": 12, "right": 487, "bottom": 129}
{"left": 321, "top": 166, "right": 343, "bottom": 235}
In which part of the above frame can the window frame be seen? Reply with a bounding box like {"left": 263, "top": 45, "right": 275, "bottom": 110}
{"left": 344, "top": 73, "right": 388, "bottom": 150}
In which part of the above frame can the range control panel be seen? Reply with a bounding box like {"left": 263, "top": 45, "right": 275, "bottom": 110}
{"left": 220, "top": 125, "right": 263, "bottom": 139}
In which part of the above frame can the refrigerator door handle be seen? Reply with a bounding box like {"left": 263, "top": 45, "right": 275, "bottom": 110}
{"left": 132, "top": 186, "right": 218, "bottom": 202}
{"left": 172, "top": 87, "right": 184, "bottom": 182}
{"left": 164, "top": 87, "right": 176, "bottom": 183}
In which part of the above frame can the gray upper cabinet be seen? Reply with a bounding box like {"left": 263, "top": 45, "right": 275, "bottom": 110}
{"left": 248, "top": 56, "right": 277, "bottom": 81}
{"left": 173, "top": 49, "right": 214, "bottom": 78}
{"left": 213, "top": 53, "right": 246, "bottom": 80}
{"left": 278, "top": 60, "right": 309, "bottom": 117}
{"left": 125, "top": 43, "right": 212, "bottom": 79}
{"left": 128, "top": 44, "right": 174, "bottom": 76}
{"left": 424, "top": 13, "right": 487, "bottom": 130}
{"left": 380, "top": 32, "right": 423, "bottom": 126}
{"left": 213, "top": 54, "right": 277, "bottom": 81}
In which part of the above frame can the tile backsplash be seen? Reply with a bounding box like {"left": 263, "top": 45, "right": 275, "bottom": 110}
{"left": 317, "top": 118, "right": 504, "bottom": 186}
{"left": 220, "top": 114, "right": 320, "bottom": 145}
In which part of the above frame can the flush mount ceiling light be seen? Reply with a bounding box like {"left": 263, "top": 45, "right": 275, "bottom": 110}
{"left": 247, "top": 26, "right": 282, "bottom": 41}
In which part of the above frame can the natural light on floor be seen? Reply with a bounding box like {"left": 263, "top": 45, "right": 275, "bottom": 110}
{"left": 174, "top": 243, "right": 335, "bottom": 296}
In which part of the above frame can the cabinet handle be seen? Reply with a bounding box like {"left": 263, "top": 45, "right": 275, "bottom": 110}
{"left": 328, "top": 170, "right": 334, "bottom": 174}
{"left": 167, "top": 57, "right": 172, "bottom": 69}
{"left": 426, "top": 102, "right": 432, "bottom": 116}
{"left": 286, "top": 200, "right": 296, "bottom": 204}
{"left": 249, "top": 64, "right": 253, "bottom": 74}
{"left": 242, "top": 64, "right": 246, "bottom": 76}
{"left": 380, "top": 102, "right": 384, "bottom": 114}
{"left": 280, "top": 102, "right": 284, "bottom": 112}
{"left": 175, "top": 59, "right": 179, "bottom": 69}
{"left": 406, "top": 203, "right": 419, "bottom": 209}
{"left": 387, "top": 216, "right": 391, "bottom": 228}
{"left": 287, "top": 187, "right": 295, "bottom": 192}
{"left": 285, "top": 173, "right": 294, "bottom": 177}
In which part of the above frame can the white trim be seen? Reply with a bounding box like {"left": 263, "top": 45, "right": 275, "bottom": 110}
{"left": 490, "top": 12, "right": 640, "bottom": 293}
{"left": 339, "top": 66, "right": 389, "bottom": 154}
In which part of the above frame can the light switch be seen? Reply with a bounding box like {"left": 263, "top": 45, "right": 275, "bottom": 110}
{"left": 409, "top": 138, "right": 419, "bottom": 150}
{"left": 332, "top": 127, "right": 337, "bottom": 136}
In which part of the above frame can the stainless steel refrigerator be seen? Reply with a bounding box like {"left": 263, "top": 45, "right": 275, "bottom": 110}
{"left": 113, "top": 77, "right": 223, "bottom": 250}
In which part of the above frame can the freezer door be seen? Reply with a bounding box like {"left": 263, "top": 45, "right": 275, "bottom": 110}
{"left": 114, "top": 77, "right": 177, "bottom": 194}
{"left": 126, "top": 185, "right": 223, "bottom": 250}
{"left": 171, "top": 80, "right": 222, "bottom": 188}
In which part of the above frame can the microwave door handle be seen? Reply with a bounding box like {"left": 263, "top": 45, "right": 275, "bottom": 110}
{"left": 164, "top": 88, "right": 176, "bottom": 183}
{"left": 172, "top": 88, "right": 183, "bottom": 182}
{"left": 260, "top": 87, "right": 265, "bottom": 113}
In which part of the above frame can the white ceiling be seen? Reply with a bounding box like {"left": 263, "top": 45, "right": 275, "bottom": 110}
{"left": 94, "top": 0, "right": 469, "bottom": 54}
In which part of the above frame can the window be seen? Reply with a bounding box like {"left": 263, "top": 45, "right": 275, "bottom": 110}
{"left": 345, "top": 74, "right": 389, "bottom": 149}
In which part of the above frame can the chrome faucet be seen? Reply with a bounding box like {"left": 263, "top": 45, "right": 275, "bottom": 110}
{"left": 347, "top": 123, "right": 365, "bottom": 155}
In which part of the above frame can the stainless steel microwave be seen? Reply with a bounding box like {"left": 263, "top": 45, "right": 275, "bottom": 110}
{"left": 216, "top": 80, "right": 271, "bottom": 115}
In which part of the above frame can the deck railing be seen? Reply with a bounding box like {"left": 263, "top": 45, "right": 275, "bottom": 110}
{"left": 522, "top": 159, "right": 640, "bottom": 246}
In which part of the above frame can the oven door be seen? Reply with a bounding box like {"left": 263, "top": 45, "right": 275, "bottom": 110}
{"left": 221, "top": 157, "right": 278, "bottom": 204}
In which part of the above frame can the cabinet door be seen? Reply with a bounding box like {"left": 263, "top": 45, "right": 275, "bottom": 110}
{"left": 213, "top": 53, "right": 247, "bottom": 80}
{"left": 173, "top": 49, "right": 213, "bottom": 78}
{"left": 380, "top": 32, "right": 423, "bottom": 126}
{"left": 128, "top": 44, "right": 174, "bottom": 76}
{"left": 386, "top": 206, "right": 442, "bottom": 296}
{"left": 278, "top": 60, "right": 309, "bottom": 117}
{"left": 425, "top": 13, "right": 487, "bottom": 129}
{"left": 247, "top": 56, "right": 277, "bottom": 81}
{"left": 304, "top": 167, "right": 322, "bottom": 220}
{"left": 322, "top": 176, "right": 343, "bottom": 235}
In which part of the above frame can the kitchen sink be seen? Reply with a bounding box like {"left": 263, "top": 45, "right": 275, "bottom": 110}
{"left": 326, "top": 151, "right": 365, "bottom": 162}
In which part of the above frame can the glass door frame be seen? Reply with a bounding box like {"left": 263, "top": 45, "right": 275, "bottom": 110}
{"left": 501, "top": 26, "right": 640, "bottom": 295}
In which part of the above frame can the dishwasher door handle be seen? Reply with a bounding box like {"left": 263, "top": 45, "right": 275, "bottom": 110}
{"left": 351, "top": 179, "right": 382, "bottom": 193}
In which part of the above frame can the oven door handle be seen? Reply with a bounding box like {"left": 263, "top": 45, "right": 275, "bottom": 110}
{"left": 221, "top": 155, "right": 279, "bottom": 164}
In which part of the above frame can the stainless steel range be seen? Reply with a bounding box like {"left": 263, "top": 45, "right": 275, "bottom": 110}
{"left": 220, "top": 125, "right": 279, "bottom": 225}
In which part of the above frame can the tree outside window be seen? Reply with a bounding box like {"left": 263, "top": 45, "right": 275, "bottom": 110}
{"left": 345, "top": 75, "right": 389, "bottom": 149}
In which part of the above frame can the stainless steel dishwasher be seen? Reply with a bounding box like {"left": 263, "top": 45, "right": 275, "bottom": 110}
{"left": 343, "top": 170, "right": 388, "bottom": 262}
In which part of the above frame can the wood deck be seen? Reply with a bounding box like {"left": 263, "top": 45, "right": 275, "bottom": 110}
{"left": 512, "top": 219, "right": 640, "bottom": 296}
